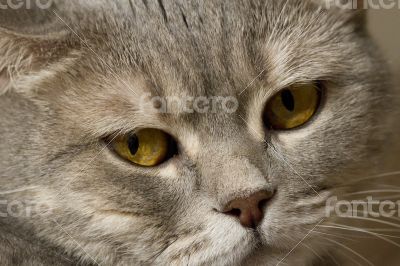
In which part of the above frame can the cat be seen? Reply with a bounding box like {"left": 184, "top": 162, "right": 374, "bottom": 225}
{"left": 0, "top": 0, "right": 397, "bottom": 265}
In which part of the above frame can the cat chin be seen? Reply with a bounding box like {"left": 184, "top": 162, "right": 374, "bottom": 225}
{"left": 150, "top": 220, "right": 257, "bottom": 265}
{"left": 243, "top": 246, "right": 319, "bottom": 266}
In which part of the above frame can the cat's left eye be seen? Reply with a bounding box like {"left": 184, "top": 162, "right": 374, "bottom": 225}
{"left": 263, "top": 83, "right": 321, "bottom": 130}
{"left": 108, "top": 129, "right": 177, "bottom": 167}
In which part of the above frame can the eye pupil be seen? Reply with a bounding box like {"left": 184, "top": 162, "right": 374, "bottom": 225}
{"left": 128, "top": 135, "right": 139, "bottom": 155}
{"left": 281, "top": 89, "right": 295, "bottom": 111}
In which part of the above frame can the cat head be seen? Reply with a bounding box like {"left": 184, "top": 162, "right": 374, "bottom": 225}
{"left": 0, "top": 0, "right": 393, "bottom": 265}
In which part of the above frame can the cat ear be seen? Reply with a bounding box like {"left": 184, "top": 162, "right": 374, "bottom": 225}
{"left": 315, "top": 0, "right": 367, "bottom": 28}
{"left": 0, "top": 2, "right": 70, "bottom": 94}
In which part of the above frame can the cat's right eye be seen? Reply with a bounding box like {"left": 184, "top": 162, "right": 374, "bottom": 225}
{"left": 107, "top": 129, "right": 177, "bottom": 167}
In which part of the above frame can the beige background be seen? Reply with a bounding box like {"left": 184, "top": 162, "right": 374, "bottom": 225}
{"left": 369, "top": 9, "right": 400, "bottom": 167}
{"left": 369, "top": 10, "right": 400, "bottom": 79}
{"left": 354, "top": 10, "right": 400, "bottom": 265}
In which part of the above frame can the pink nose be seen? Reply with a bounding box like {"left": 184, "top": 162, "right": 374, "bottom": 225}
{"left": 222, "top": 190, "right": 273, "bottom": 228}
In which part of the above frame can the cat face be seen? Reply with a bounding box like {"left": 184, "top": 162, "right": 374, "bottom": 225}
{"left": 0, "top": 0, "right": 391, "bottom": 265}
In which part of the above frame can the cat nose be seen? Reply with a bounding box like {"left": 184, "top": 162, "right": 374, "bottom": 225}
{"left": 222, "top": 190, "right": 274, "bottom": 228}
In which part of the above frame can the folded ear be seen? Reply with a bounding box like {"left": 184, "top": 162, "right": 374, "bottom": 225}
{"left": 350, "top": 0, "right": 367, "bottom": 27}
{"left": 315, "top": 0, "right": 367, "bottom": 28}
{"left": 0, "top": 2, "right": 70, "bottom": 94}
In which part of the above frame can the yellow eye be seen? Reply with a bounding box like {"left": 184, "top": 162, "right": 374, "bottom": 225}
{"left": 263, "top": 83, "right": 321, "bottom": 130}
{"left": 110, "top": 129, "right": 175, "bottom": 167}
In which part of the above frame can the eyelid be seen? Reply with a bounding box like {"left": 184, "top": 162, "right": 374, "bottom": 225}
{"left": 261, "top": 80, "right": 321, "bottom": 104}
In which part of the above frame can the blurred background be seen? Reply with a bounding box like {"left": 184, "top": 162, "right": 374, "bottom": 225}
{"left": 352, "top": 10, "right": 400, "bottom": 265}
{"left": 369, "top": 10, "right": 400, "bottom": 78}
{"left": 369, "top": 9, "right": 400, "bottom": 168}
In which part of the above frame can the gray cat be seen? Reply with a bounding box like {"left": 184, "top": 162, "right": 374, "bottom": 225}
{"left": 0, "top": 0, "right": 397, "bottom": 265}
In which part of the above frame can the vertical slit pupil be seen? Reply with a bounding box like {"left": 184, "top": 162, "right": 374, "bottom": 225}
{"left": 128, "top": 135, "right": 139, "bottom": 155}
{"left": 281, "top": 89, "right": 295, "bottom": 111}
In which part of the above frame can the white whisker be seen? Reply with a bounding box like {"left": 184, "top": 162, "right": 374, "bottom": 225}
{"left": 319, "top": 236, "right": 374, "bottom": 266}
{"left": 321, "top": 223, "right": 400, "bottom": 247}
{"left": 301, "top": 243, "right": 324, "bottom": 262}
{"left": 340, "top": 170, "right": 400, "bottom": 187}
{"left": 335, "top": 250, "right": 363, "bottom": 266}
{"left": 344, "top": 189, "right": 400, "bottom": 196}
{"left": 334, "top": 216, "right": 400, "bottom": 229}
{"left": 326, "top": 251, "right": 341, "bottom": 266}
{"left": 349, "top": 210, "right": 400, "bottom": 224}
{"left": 311, "top": 230, "right": 358, "bottom": 242}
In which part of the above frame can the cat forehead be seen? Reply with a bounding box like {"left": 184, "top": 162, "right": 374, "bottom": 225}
{"left": 78, "top": 0, "right": 355, "bottom": 95}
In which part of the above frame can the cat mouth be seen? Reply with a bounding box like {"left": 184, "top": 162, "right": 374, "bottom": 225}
{"left": 150, "top": 222, "right": 261, "bottom": 265}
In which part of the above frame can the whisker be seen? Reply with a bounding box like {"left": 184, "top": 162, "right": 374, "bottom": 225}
{"left": 321, "top": 223, "right": 400, "bottom": 247}
{"left": 311, "top": 230, "right": 358, "bottom": 242}
{"left": 357, "top": 195, "right": 400, "bottom": 201}
{"left": 348, "top": 210, "right": 400, "bottom": 224}
{"left": 316, "top": 229, "right": 377, "bottom": 240}
{"left": 301, "top": 243, "right": 324, "bottom": 262}
{"left": 334, "top": 216, "right": 400, "bottom": 229}
{"left": 324, "top": 223, "right": 400, "bottom": 241}
{"left": 322, "top": 226, "right": 400, "bottom": 234}
{"left": 321, "top": 224, "right": 392, "bottom": 240}
{"left": 343, "top": 189, "right": 400, "bottom": 196}
{"left": 339, "top": 170, "right": 400, "bottom": 187}
{"left": 362, "top": 228, "right": 400, "bottom": 233}
{"left": 371, "top": 184, "right": 400, "bottom": 189}
{"left": 335, "top": 250, "right": 363, "bottom": 266}
{"left": 326, "top": 251, "right": 341, "bottom": 266}
{"left": 318, "top": 236, "right": 374, "bottom": 266}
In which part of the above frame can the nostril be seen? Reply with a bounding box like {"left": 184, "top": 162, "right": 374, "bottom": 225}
{"left": 225, "top": 208, "right": 241, "bottom": 218}
{"left": 258, "top": 198, "right": 269, "bottom": 211}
